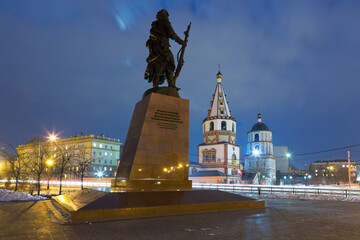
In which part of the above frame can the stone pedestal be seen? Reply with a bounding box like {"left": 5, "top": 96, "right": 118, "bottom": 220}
{"left": 112, "top": 93, "right": 192, "bottom": 191}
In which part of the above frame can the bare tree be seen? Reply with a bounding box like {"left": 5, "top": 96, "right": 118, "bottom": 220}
{"left": 0, "top": 139, "right": 27, "bottom": 191}
{"left": 253, "top": 158, "right": 266, "bottom": 185}
{"left": 24, "top": 137, "right": 51, "bottom": 195}
{"left": 51, "top": 141, "right": 79, "bottom": 195}
{"left": 71, "top": 144, "right": 91, "bottom": 190}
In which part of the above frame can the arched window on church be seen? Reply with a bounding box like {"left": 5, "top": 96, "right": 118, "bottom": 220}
{"left": 255, "top": 145, "right": 260, "bottom": 151}
{"left": 255, "top": 133, "right": 259, "bottom": 142}
{"left": 232, "top": 123, "right": 234, "bottom": 132}
{"left": 210, "top": 121, "right": 214, "bottom": 131}
{"left": 221, "top": 121, "right": 226, "bottom": 130}
{"left": 211, "top": 155, "right": 216, "bottom": 162}
{"left": 232, "top": 154, "right": 236, "bottom": 163}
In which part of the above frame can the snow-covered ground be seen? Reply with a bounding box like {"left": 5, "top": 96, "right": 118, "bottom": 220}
{"left": 0, "top": 189, "right": 47, "bottom": 201}
{"left": 247, "top": 193, "right": 360, "bottom": 202}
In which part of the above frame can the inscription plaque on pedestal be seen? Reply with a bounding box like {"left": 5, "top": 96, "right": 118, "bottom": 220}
{"left": 112, "top": 92, "right": 192, "bottom": 191}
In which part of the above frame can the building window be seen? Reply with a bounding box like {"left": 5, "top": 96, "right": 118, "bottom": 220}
{"left": 221, "top": 121, "right": 226, "bottom": 130}
{"left": 110, "top": 146, "right": 113, "bottom": 150}
{"left": 232, "top": 154, "right": 236, "bottom": 163}
{"left": 93, "top": 151, "right": 96, "bottom": 155}
{"left": 220, "top": 107, "right": 224, "bottom": 114}
{"left": 110, "top": 167, "right": 113, "bottom": 171}
{"left": 110, "top": 160, "right": 112, "bottom": 164}
{"left": 99, "top": 159, "right": 102, "bottom": 163}
{"left": 99, "top": 152, "right": 101, "bottom": 156}
{"left": 255, "top": 134, "right": 259, "bottom": 142}
{"left": 220, "top": 99, "right": 223, "bottom": 105}
{"left": 210, "top": 121, "right": 214, "bottom": 131}
{"left": 202, "top": 148, "right": 216, "bottom": 163}
{"left": 100, "top": 144, "right": 103, "bottom": 148}
{"left": 105, "top": 145, "right": 108, "bottom": 149}
{"left": 104, "top": 167, "right": 107, "bottom": 171}
{"left": 110, "top": 153, "right": 113, "bottom": 156}
{"left": 105, "top": 152, "right": 108, "bottom": 156}
{"left": 104, "top": 160, "right": 107, "bottom": 164}
{"left": 232, "top": 123, "right": 234, "bottom": 132}
{"left": 255, "top": 145, "right": 260, "bottom": 151}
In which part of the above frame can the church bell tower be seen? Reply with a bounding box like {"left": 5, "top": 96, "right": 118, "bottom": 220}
{"left": 196, "top": 66, "right": 241, "bottom": 182}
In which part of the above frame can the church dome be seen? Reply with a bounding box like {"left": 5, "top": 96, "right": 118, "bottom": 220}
{"left": 249, "top": 112, "right": 270, "bottom": 132}
{"left": 250, "top": 122, "right": 270, "bottom": 131}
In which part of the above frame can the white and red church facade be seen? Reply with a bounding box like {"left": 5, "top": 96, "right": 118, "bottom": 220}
{"left": 194, "top": 68, "right": 242, "bottom": 183}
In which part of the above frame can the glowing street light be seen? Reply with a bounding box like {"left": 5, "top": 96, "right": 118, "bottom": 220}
{"left": 49, "top": 134, "right": 57, "bottom": 142}
{"left": 46, "top": 159, "right": 54, "bottom": 166}
{"left": 96, "top": 171, "right": 104, "bottom": 178}
{"left": 253, "top": 149, "right": 260, "bottom": 157}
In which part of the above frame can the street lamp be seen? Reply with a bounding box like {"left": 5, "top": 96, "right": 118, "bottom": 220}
{"left": 46, "top": 159, "right": 54, "bottom": 190}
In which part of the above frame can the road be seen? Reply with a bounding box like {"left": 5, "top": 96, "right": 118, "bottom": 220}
{"left": 0, "top": 198, "right": 359, "bottom": 240}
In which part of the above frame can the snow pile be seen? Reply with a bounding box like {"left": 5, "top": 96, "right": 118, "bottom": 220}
{"left": 0, "top": 189, "right": 47, "bottom": 201}
{"left": 249, "top": 193, "right": 360, "bottom": 202}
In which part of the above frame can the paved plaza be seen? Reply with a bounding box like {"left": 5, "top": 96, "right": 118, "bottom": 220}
{"left": 0, "top": 198, "right": 359, "bottom": 240}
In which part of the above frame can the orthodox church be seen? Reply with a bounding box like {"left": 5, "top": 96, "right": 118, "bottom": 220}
{"left": 244, "top": 113, "right": 276, "bottom": 184}
{"left": 194, "top": 67, "right": 242, "bottom": 183}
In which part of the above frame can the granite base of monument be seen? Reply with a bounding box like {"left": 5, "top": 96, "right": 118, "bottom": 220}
{"left": 112, "top": 92, "right": 192, "bottom": 191}
{"left": 53, "top": 189, "right": 265, "bottom": 222}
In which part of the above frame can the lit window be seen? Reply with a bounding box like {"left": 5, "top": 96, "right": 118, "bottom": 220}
{"left": 315, "top": 169, "right": 318, "bottom": 172}
{"left": 210, "top": 122, "right": 214, "bottom": 131}
{"left": 76, "top": 167, "right": 78, "bottom": 171}
{"left": 93, "top": 143, "right": 97, "bottom": 147}
{"left": 100, "top": 144, "right": 103, "bottom": 148}
{"left": 104, "top": 167, "right": 107, "bottom": 171}
{"left": 65, "top": 145, "right": 68, "bottom": 150}
{"left": 221, "top": 121, "right": 226, "bottom": 130}
{"left": 110, "top": 167, "right": 112, "bottom": 171}
{"left": 342, "top": 165, "right": 345, "bottom": 168}
{"left": 105, "top": 152, "right": 108, "bottom": 156}
{"left": 110, "top": 153, "right": 113, "bottom": 156}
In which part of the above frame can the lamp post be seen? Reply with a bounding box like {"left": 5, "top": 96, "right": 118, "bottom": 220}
{"left": 46, "top": 159, "right": 54, "bottom": 190}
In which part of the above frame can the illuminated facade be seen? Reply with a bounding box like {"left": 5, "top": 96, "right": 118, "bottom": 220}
{"left": 195, "top": 68, "right": 241, "bottom": 183}
{"left": 18, "top": 134, "right": 121, "bottom": 178}
{"left": 244, "top": 113, "right": 276, "bottom": 184}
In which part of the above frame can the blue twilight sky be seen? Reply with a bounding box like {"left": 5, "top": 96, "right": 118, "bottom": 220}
{"left": 1, "top": 0, "right": 360, "bottom": 169}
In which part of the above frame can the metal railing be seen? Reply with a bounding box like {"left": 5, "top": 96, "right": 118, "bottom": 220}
{"left": 192, "top": 183, "right": 360, "bottom": 198}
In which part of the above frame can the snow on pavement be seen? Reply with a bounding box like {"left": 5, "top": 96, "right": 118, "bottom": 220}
{"left": 0, "top": 189, "right": 47, "bottom": 201}
{"left": 247, "top": 193, "right": 360, "bottom": 202}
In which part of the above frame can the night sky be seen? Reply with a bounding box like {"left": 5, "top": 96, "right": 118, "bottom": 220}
{"left": 1, "top": 0, "right": 360, "bottom": 169}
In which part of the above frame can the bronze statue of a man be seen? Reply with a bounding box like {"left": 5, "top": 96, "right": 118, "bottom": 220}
{"left": 144, "top": 9, "right": 186, "bottom": 89}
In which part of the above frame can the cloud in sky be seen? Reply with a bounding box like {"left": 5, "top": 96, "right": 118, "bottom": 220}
{"left": 1, "top": 0, "right": 360, "bottom": 168}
